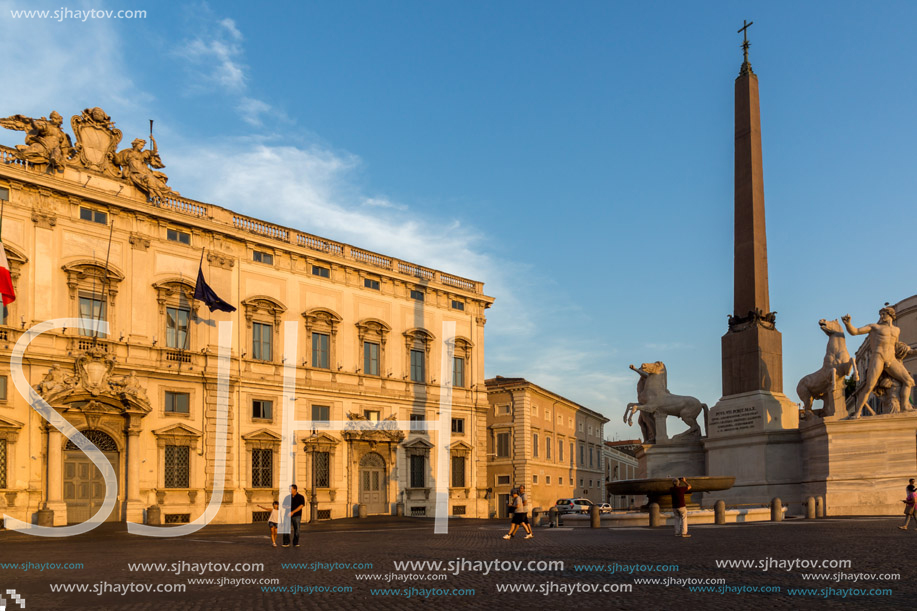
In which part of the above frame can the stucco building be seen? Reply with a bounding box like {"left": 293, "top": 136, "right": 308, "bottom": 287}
{"left": 0, "top": 107, "right": 493, "bottom": 526}
{"left": 603, "top": 440, "right": 640, "bottom": 509}
{"left": 484, "top": 376, "right": 608, "bottom": 516}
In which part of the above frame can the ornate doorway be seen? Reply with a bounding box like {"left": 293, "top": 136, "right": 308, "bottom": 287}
{"left": 359, "top": 452, "right": 387, "bottom": 514}
{"left": 63, "top": 430, "right": 120, "bottom": 523}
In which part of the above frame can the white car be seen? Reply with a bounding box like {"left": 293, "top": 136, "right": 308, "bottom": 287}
{"left": 598, "top": 503, "right": 613, "bottom": 514}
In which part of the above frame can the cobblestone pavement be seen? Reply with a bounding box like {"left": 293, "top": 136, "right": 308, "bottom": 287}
{"left": 0, "top": 516, "right": 911, "bottom": 610}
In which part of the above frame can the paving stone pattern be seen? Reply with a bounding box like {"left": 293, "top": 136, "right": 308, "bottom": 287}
{"left": 0, "top": 516, "right": 911, "bottom": 610}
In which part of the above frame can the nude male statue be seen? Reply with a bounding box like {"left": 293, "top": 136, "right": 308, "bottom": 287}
{"left": 843, "top": 306, "right": 915, "bottom": 418}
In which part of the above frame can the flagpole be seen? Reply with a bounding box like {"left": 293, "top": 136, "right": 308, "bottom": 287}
{"left": 0, "top": 197, "right": 5, "bottom": 240}
{"left": 93, "top": 219, "right": 115, "bottom": 341}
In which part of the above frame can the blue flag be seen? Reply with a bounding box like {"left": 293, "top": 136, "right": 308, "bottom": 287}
{"left": 193, "top": 265, "right": 236, "bottom": 313}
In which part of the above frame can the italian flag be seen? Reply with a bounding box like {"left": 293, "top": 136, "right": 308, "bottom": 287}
{"left": 0, "top": 243, "right": 15, "bottom": 306}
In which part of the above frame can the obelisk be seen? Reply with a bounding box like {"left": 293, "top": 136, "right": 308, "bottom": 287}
{"left": 721, "top": 22, "right": 783, "bottom": 396}
{"left": 704, "top": 22, "right": 802, "bottom": 508}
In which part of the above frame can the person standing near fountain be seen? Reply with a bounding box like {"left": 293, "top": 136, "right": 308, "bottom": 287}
{"left": 670, "top": 477, "right": 692, "bottom": 538}
{"left": 900, "top": 478, "right": 916, "bottom": 531}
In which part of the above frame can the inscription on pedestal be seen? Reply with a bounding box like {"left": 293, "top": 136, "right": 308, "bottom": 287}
{"left": 709, "top": 405, "right": 762, "bottom": 435}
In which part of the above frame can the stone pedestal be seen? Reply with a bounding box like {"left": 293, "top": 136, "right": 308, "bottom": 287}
{"left": 800, "top": 411, "right": 917, "bottom": 515}
{"left": 636, "top": 442, "right": 706, "bottom": 479}
{"left": 704, "top": 390, "right": 802, "bottom": 510}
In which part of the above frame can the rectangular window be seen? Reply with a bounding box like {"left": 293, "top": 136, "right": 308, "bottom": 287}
{"left": 533, "top": 475, "right": 539, "bottom": 484}
{"left": 164, "top": 445, "right": 190, "bottom": 488}
{"left": 251, "top": 448, "right": 272, "bottom": 488}
{"left": 0, "top": 376, "right": 7, "bottom": 401}
{"left": 166, "top": 307, "right": 190, "bottom": 349}
{"left": 0, "top": 439, "right": 5, "bottom": 488}
{"left": 451, "top": 418, "right": 464, "bottom": 434}
{"left": 497, "top": 475, "right": 511, "bottom": 485}
{"left": 311, "top": 265, "right": 330, "bottom": 278}
{"left": 252, "top": 399, "right": 273, "bottom": 420}
{"left": 364, "top": 278, "right": 380, "bottom": 290}
{"left": 78, "top": 294, "right": 106, "bottom": 337}
{"left": 496, "top": 432, "right": 510, "bottom": 458}
{"left": 314, "top": 451, "right": 330, "bottom": 487}
{"left": 497, "top": 404, "right": 510, "bottom": 415}
{"left": 253, "top": 250, "right": 274, "bottom": 265}
{"left": 0, "top": 187, "right": 8, "bottom": 201}
{"left": 590, "top": 447, "right": 594, "bottom": 468}
{"left": 410, "top": 349, "right": 425, "bottom": 382}
{"left": 558, "top": 440, "right": 564, "bottom": 462}
{"left": 410, "top": 289, "right": 424, "bottom": 301}
{"left": 451, "top": 300, "right": 464, "bottom": 311}
{"left": 79, "top": 206, "right": 107, "bottom": 225}
{"left": 533, "top": 433, "right": 539, "bottom": 458}
{"left": 570, "top": 442, "right": 574, "bottom": 465}
{"left": 252, "top": 322, "right": 272, "bottom": 361}
{"left": 580, "top": 444, "right": 585, "bottom": 466}
{"left": 546, "top": 475, "right": 551, "bottom": 485}
{"left": 558, "top": 477, "right": 563, "bottom": 486}
{"left": 452, "top": 357, "right": 464, "bottom": 388}
{"left": 451, "top": 455, "right": 466, "bottom": 488}
{"left": 364, "top": 410, "right": 380, "bottom": 422}
{"left": 410, "top": 454, "right": 425, "bottom": 487}
{"left": 311, "top": 404, "right": 330, "bottom": 423}
{"left": 363, "top": 341, "right": 380, "bottom": 376}
{"left": 164, "top": 391, "right": 190, "bottom": 414}
{"left": 410, "top": 413, "right": 425, "bottom": 432}
{"left": 312, "top": 332, "right": 330, "bottom": 369}
{"left": 166, "top": 228, "right": 191, "bottom": 245}
{"left": 546, "top": 437, "right": 552, "bottom": 460}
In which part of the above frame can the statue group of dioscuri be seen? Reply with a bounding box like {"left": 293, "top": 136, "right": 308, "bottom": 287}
{"left": 624, "top": 306, "right": 916, "bottom": 444}
{"left": 0, "top": 107, "right": 176, "bottom": 202}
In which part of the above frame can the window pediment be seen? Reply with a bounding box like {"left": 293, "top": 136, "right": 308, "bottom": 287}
{"left": 2, "top": 243, "right": 27, "bottom": 282}
{"left": 355, "top": 318, "right": 391, "bottom": 341}
{"left": 303, "top": 308, "right": 342, "bottom": 332}
{"left": 152, "top": 423, "right": 202, "bottom": 449}
{"left": 62, "top": 260, "right": 125, "bottom": 302}
{"left": 242, "top": 295, "right": 286, "bottom": 328}
{"left": 403, "top": 327, "right": 434, "bottom": 350}
{"left": 242, "top": 428, "right": 282, "bottom": 450}
{"left": 153, "top": 278, "right": 198, "bottom": 315}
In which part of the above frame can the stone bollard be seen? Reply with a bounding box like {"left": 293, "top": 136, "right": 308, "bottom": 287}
{"left": 816, "top": 496, "right": 825, "bottom": 518}
{"left": 532, "top": 508, "right": 541, "bottom": 527}
{"left": 548, "top": 507, "right": 558, "bottom": 528}
{"left": 395, "top": 502, "right": 404, "bottom": 517}
{"left": 770, "top": 497, "right": 783, "bottom": 522}
{"left": 714, "top": 500, "right": 726, "bottom": 525}
{"left": 357, "top": 504, "right": 367, "bottom": 519}
{"left": 648, "top": 503, "right": 662, "bottom": 527}
{"left": 805, "top": 497, "right": 816, "bottom": 519}
{"left": 590, "top": 504, "right": 601, "bottom": 528}
{"left": 147, "top": 505, "right": 162, "bottom": 526}
{"left": 37, "top": 509, "right": 54, "bottom": 527}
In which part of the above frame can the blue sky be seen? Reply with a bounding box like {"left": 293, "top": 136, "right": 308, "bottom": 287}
{"left": 1, "top": 1, "right": 915, "bottom": 439}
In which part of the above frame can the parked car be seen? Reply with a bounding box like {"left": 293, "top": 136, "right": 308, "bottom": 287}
{"left": 554, "top": 498, "right": 594, "bottom": 514}
{"left": 598, "top": 503, "right": 613, "bottom": 514}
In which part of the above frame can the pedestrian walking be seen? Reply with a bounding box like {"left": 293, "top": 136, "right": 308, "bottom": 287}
{"left": 670, "top": 477, "right": 692, "bottom": 538}
{"left": 503, "top": 485, "right": 534, "bottom": 540}
{"left": 900, "top": 478, "right": 916, "bottom": 531}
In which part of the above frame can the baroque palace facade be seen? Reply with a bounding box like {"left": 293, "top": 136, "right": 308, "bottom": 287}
{"left": 0, "top": 107, "right": 493, "bottom": 526}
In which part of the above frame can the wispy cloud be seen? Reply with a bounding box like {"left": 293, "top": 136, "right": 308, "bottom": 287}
{"left": 178, "top": 17, "right": 247, "bottom": 92}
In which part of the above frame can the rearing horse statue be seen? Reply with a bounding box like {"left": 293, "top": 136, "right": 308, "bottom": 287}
{"left": 623, "top": 362, "right": 708, "bottom": 443}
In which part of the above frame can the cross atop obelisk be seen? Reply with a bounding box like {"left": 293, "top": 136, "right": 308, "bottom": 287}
{"left": 721, "top": 19, "right": 784, "bottom": 396}
{"left": 738, "top": 20, "right": 754, "bottom": 75}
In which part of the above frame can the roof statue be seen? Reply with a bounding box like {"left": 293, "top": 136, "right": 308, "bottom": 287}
{"left": 0, "top": 111, "right": 74, "bottom": 173}
{"left": 1, "top": 107, "right": 178, "bottom": 200}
